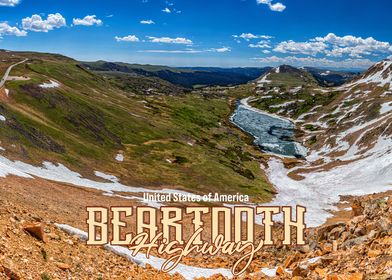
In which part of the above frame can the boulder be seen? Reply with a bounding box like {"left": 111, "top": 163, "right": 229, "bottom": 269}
{"left": 351, "top": 200, "right": 364, "bottom": 216}
{"left": 56, "top": 262, "right": 71, "bottom": 271}
{"left": 22, "top": 222, "right": 47, "bottom": 242}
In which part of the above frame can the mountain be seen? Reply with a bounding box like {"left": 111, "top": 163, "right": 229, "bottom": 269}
{"left": 349, "top": 59, "right": 392, "bottom": 89}
{"left": 304, "top": 59, "right": 392, "bottom": 161}
{"left": 82, "top": 61, "right": 271, "bottom": 88}
{"left": 249, "top": 60, "right": 392, "bottom": 196}
{"left": 256, "top": 65, "right": 319, "bottom": 88}
{"left": 304, "top": 67, "right": 359, "bottom": 87}
{"left": 0, "top": 50, "right": 273, "bottom": 199}
{"left": 256, "top": 64, "right": 359, "bottom": 89}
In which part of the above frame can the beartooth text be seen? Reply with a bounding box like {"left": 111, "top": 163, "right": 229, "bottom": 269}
{"left": 87, "top": 206, "right": 306, "bottom": 275}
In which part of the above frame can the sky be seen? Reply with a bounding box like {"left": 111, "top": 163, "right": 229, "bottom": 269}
{"left": 0, "top": 0, "right": 392, "bottom": 69}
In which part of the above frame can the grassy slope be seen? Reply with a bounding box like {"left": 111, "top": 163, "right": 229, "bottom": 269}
{"left": 251, "top": 69, "right": 340, "bottom": 119}
{"left": 0, "top": 51, "right": 272, "bottom": 201}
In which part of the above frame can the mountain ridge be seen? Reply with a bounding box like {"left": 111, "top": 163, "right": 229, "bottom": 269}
{"left": 82, "top": 60, "right": 271, "bottom": 88}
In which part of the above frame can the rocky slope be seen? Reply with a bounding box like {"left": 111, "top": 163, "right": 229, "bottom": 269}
{"left": 0, "top": 178, "right": 390, "bottom": 279}
{"left": 244, "top": 193, "right": 392, "bottom": 279}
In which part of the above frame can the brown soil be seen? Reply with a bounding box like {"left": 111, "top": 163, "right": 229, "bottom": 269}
{"left": 0, "top": 175, "right": 390, "bottom": 280}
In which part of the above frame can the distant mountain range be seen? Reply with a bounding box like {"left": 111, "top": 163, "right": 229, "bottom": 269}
{"left": 81, "top": 61, "right": 272, "bottom": 88}
{"left": 82, "top": 61, "right": 360, "bottom": 89}
{"left": 304, "top": 67, "right": 360, "bottom": 87}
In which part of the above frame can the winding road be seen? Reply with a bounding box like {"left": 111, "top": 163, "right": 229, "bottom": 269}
{"left": 0, "top": 58, "right": 28, "bottom": 88}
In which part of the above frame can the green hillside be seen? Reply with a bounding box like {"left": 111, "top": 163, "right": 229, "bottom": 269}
{"left": 0, "top": 50, "right": 272, "bottom": 201}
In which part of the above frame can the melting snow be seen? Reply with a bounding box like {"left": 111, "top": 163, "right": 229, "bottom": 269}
{"left": 260, "top": 268, "right": 278, "bottom": 277}
{"left": 289, "top": 86, "right": 302, "bottom": 94}
{"left": 115, "top": 154, "right": 124, "bottom": 162}
{"left": 0, "top": 157, "right": 197, "bottom": 204}
{"left": 257, "top": 74, "right": 272, "bottom": 86}
{"left": 350, "top": 60, "right": 392, "bottom": 90}
{"left": 270, "top": 100, "right": 304, "bottom": 108}
{"left": 264, "top": 135, "right": 392, "bottom": 227}
{"left": 94, "top": 171, "right": 119, "bottom": 183}
{"left": 380, "top": 102, "right": 392, "bottom": 114}
{"left": 55, "top": 224, "right": 233, "bottom": 280}
{"left": 39, "top": 80, "right": 60, "bottom": 89}
{"left": 320, "top": 71, "right": 331, "bottom": 76}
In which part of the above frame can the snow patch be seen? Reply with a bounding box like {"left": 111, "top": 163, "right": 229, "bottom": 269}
{"left": 39, "top": 80, "right": 60, "bottom": 89}
{"left": 257, "top": 74, "right": 272, "bottom": 86}
{"left": 264, "top": 135, "right": 392, "bottom": 227}
{"left": 115, "top": 154, "right": 124, "bottom": 162}
{"left": 320, "top": 71, "right": 331, "bottom": 76}
{"left": 270, "top": 100, "right": 304, "bottom": 109}
{"left": 0, "top": 157, "right": 198, "bottom": 205}
{"left": 380, "top": 102, "right": 392, "bottom": 115}
{"left": 94, "top": 171, "right": 119, "bottom": 183}
{"left": 350, "top": 60, "right": 392, "bottom": 90}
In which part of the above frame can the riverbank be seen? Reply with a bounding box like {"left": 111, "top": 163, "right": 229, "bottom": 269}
{"left": 230, "top": 97, "right": 392, "bottom": 227}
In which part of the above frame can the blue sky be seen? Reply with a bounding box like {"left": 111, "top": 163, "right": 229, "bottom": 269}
{"left": 0, "top": 0, "right": 391, "bottom": 68}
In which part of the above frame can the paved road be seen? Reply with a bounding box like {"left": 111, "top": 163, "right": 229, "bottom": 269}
{"left": 0, "top": 58, "right": 28, "bottom": 88}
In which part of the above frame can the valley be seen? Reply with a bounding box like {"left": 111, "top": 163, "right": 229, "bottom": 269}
{"left": 0, "top": 50, "right": 272, "bottom": 201}
{"left": 0, "top": 49, "right": 391, "bottom": 279}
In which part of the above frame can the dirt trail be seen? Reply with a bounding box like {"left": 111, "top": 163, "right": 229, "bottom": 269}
{"left": 0, "top": 59, "right": 28, "bottom": 88}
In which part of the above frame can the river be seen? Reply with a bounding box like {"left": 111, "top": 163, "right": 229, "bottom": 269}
{"left": 231, "top": 98, "right": 307, "bottom": 158}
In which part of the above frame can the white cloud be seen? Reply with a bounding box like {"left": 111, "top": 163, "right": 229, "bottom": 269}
{"left": 115, "top": 35, "right": 140, "bottom": 42}
{"left": 314, "top": 33, "right": 392, "bottom": 58}
{"left": 0, "top": 0, "right": 19, "bottom": 7}
{"left": 147, "top": 36, "right": 192, "bottom": 45}
{"left": 22, "top": 13, "right": 66, "bottom": 32}
{"left": 273, "top": 33, "right": 392, "bottom": 58}
{"left": 238, "top": 33, "right": 258, "bottom": 40}
{"left": 233, "top": 33, "right": 272, "bottom": 41}
{"left": 249, "top": 40, "right": 271, "bottom": 48}
{"left": 274, "top": 40, "right": 327, "bottom": 55}
{"left": 256, "top": 0, "right": 286, "bottom": 12}
{"left": 210, "top": 47, "right": 231, "bottom": 53}
{"left": 0, "top": 22, "right": 27, "bottom": 37}
{"left": 139, "top": 49, "right": 202, "bottom": 54}
{"left": 262, "top": 50, "right": 271, "bottom": 54}
{"left": 269, "top": 2, "right": 286, "bottom": 12}
{"left": 73, "top": 15, "right": 103, "bottom": 26}
{"left": 140, "top": 20, "right": 155, "bottom": 25}
{"left": 162, "top": 7, "right": 171, "bottom": 13}
{"left": 139, "top": 47, "right": 231, "bottom": 54}
{"left": 253, "top": 55, "right": 375, "bottom": 69}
